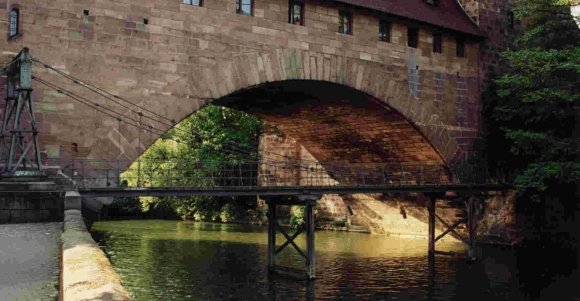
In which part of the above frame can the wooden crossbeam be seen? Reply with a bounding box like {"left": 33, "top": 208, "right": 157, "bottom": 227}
{"left": 434, "top": 218, "right": 464, "bottom": 243}
{"left": 435, "top": 213, "right": 468, "bottom": 244}
{"left": 276, "top": 223, "right": 307, "bottom": 259}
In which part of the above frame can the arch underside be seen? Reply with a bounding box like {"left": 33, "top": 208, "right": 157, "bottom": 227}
{"left": 24, "top": 48, "right": 473, "bottom": 169}
{"left": 216, "top": 80, "right": 460, "bottom": 237}
{"left": 217, "top": 80, "right": 446, "bottom": 167}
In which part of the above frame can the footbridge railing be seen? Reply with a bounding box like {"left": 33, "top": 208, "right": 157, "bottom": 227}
{"left": 45, "top": 157, "right": 510, "bottom": 192}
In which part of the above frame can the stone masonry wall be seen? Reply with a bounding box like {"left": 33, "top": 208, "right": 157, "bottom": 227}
{"left": 456, "top": 0, "right": 513, "bottom": 77}
{"left": 259, "top": 127, "right": 517, "bottom": 242}
{"left": 0, "top": 0, "right": 483, "bottom": 171}
{"left": 0, "top": 192, "right": 63, "bottom": 223}
{"left": 259, "top": 125, "right": 349, "bottom": 221}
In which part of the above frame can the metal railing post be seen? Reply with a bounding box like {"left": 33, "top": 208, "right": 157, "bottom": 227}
{"left": 81, "top": 159, "right": 85, "bottom": 188}
{"left": 381, "top": 166, "right": 386, "bottom": 185}
{"left": 116, "top": 159, "right": 121, "bottom": 187}
{"left": 137, "top": 158, "right": 141, "bottom": 187}
{"left": 400, "top": 164, "right": 403, "bottom": 185}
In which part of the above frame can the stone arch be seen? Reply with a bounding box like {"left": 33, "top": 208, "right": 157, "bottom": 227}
{"left": 214, "top": 80, "right": 448, "bottom": 168}
{"left": 33, "top": 48, "right": 463, "bottom": 169}
{"left": 138, "top": 49, "right": 461, "bottom": 166}
{"left": 36, "top": 49, "right": 466, "bottom": 236}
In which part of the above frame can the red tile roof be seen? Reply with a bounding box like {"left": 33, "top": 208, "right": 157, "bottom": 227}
{"left": 332, "top": 0, "right": 484, "bottom": 37}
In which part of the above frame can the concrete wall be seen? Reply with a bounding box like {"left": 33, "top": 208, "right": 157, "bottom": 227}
{"left": 61, "top": 208, "right": 131, "bottom": 301}
{"left": 0, "top": 0, "right": 484, "bottom": 170}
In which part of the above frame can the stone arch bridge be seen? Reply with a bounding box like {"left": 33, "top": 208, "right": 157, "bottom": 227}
{"left": 0, "top": 0, "right": 511, "bottom": 244}
{"left": 0, "top": 0, "right": 493, "bottom": 168}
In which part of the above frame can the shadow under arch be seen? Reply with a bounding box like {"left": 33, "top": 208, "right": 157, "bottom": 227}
{"left": 150, "top": 48, "right": 465, "bottom": 169}
{"left": 214, "top": 80, "right": 449, "bottom": 172}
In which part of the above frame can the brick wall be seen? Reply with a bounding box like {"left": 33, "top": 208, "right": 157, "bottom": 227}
{"left": 457, "top": 0, "right": 512, "bottom": 77}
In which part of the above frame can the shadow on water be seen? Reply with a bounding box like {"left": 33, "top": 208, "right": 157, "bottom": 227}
{"left": 91, "top": 220, "right": 579, "bottom": 300}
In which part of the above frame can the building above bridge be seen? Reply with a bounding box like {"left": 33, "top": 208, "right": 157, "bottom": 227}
{"left": 332, "top": 0, "right": 483, "bottom": 37}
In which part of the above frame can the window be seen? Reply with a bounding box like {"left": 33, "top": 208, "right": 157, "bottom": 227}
{"left": 407, "top": 28, "right": 418, "bottom": 48}
{"left": 432, "top": 33, "right": 442, "bottom": 53}
{"left": 289, "top": 0, "right": 304, "bottom": 25}
{"left": 379, "top": 20, "right": 391, "bottom": 42}
{"left": 9, "top": 8, "right": 19, "bottom": 38}
{"left": 456, "top": 37, "right": 465, "bottom": 57}
{"left": 338, "top": 11, "right": 352, "bottom": 35}
{"left": 183, "top": 0, "right": 202, "bottom": 6}
{"left": 236, "top": 0, "right": 253, "bottom": 15}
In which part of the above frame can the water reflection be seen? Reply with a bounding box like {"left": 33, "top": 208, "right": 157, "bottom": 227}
{"left": 91, "top": 220, "right": 559, "bottom": 300}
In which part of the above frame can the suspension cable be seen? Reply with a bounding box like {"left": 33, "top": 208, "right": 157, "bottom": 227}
{"left": 31, "top": 59, "right": 314, "bottom": 161}
{"left": 32, "top": 58, "right": 176, "bottom": 124}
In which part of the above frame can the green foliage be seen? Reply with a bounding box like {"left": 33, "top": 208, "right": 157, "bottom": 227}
{"left": 289, "top": 205, "right": 305, "bottom": 228}
{"left": 487, "top": 0, "right": 579, "bottom": 197}
{"left": 121, "top": 105, "right": 263, "bottom": 221}
{"left": 331, "top": 219, "right": 347, "bottom": 228}
{"left": 288, "top": 205, "right": 319, "bottom": 228}
{"left": 108, "top": 197, "right": 143, "bottom": 216}
{"left": 512, "top": 0, "right": 579, "bottom": 48}
{"left": 219, "top": 202, "right": 242, "bottom": 223}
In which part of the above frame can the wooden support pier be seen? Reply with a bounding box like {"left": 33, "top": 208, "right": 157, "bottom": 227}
{"left": 266, "top": 195, "right": 319, "bottom": 280}
{"left": 265, "top": 192, "right": 483, "bottom": 280}
{"left": 427, "top": 193, "right": 479, "bottom": 261}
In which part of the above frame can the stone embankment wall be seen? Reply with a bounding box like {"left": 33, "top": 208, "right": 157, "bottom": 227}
{"left": 61, "top": 192, "right": 131, "bottom": 301}
{"left": 0, "top": 193, "right": 63, "bottom": 223}
{"left": 0, "top": 181, "right": 64, "bottom": 223}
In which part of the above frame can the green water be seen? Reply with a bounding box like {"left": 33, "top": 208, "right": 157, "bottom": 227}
{"left": 91, "top": 220, "right": 534, "bottom": 300}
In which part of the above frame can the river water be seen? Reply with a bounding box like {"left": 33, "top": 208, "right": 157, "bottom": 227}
{"left": 91, "top": 220, "right": 577, "bottom": 300}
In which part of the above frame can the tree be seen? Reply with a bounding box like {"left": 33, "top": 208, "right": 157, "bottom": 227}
{"left": 121, "top": 105, "right": 263, "bottom": 222}
{"left": 488, "top": 0, "right": 579, "bottom": 197}
{"left": 484, "top": 1, "right": 579, "bottom": 297}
